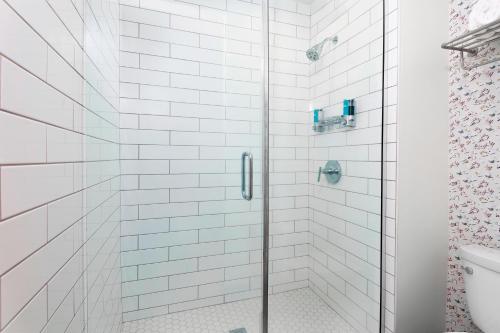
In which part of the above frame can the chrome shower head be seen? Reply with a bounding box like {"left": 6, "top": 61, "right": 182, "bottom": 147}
{"left": 306, "top": 45, "right": 322, "bottom": 62}
{"left": 306, "top": 36, "right": 338, "bottom": 62}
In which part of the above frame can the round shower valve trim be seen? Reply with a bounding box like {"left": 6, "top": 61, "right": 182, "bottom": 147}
{"left": 317, "top": 160, "right": 342, "bottom": 184}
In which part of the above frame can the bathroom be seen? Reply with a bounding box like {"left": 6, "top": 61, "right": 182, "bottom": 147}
{"left": 0, "top": 0, "right": 498, "bottom": 332}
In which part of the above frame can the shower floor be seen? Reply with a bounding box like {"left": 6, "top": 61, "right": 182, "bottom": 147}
{"left": 121, "top": 288, "right": 356, "bottom": 333}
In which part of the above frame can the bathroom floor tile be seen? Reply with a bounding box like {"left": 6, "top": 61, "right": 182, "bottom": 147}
{"left": 122, "top": 288, "right": 356, "bottom": 333}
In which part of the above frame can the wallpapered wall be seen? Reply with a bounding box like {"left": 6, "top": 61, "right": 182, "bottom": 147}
{"left": 446, "top": 0, "right": 500, "bottom": 331}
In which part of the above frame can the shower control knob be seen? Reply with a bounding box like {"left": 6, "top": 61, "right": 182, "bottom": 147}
{"left": 318, "top": 166, "right": 339, "bottom": 178}
{"left": 317, "top": 160, "right": 342, "bottom": 184}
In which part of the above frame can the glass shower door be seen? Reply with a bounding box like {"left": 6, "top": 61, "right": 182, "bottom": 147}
{"left": 118, "top": 1, "right": 265, "bottom": 331}
{"left": 265, "top": 0, "right": 385, "bottom": 332}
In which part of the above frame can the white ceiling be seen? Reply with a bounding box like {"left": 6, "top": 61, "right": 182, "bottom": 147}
{"left": 296, "top": 0, "right": 315, "bottom": 3}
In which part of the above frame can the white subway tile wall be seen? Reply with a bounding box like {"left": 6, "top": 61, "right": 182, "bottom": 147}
{"left": 267, "top": 0, "right": 312, "bottom": 299}
{"left": 119, "top": 0, "right": 262, "bottom": 322}
{"left": 308, "top": 0, "right": 387, "bottom": 332}
{"left": 0, "top": 0, "right": 122, "bottom": 332}
{"left": 383, "top": 0, "right": 398, "bottom": 332}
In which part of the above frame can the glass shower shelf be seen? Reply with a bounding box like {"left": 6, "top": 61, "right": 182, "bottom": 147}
{"left": 313, "top": 114, "right": 356, "bottom": 133}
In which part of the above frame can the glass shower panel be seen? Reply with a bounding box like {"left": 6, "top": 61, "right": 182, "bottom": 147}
{"left": 267, "top": 0, "right": 384, "bottom": 332}
{"left": 83, "top": 1, "right": 122, "bottom": 332}
{"left": 118, "top": 1, "right": 264, "bottom": 331}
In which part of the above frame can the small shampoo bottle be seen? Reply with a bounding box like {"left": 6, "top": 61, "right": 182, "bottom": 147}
{"left": 313, "top": 108, "right": 323, "bottom": 132}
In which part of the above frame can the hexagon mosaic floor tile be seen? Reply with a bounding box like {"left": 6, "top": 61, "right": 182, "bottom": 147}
{"left": 122, "top": 288, "right": 356, "bottom": 333}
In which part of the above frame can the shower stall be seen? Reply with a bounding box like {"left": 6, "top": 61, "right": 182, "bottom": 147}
{"left": 0, "top": 0, "right": 386, "bottom": 332}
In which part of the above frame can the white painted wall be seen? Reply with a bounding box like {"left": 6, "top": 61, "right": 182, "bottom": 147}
{"left": 0, "top": 0, "right": 122, "bottom": 332}
{"left": 395, "top": 0, "right": 449, "bottom": 332}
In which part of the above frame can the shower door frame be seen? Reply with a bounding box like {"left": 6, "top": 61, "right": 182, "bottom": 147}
{"left": 261, "top": 2, "right": 270, "bottom": 333}
{"left": 260, "top": 1, "right": 386, "bottom": 332}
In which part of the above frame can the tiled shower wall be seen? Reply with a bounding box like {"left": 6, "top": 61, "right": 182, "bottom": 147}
{"left": 307, "top": 0, "right": 388, "bottom": 332}
{"left": 0, "top": 0, "right": 122, "bottom": 333}
{"left": 267, "top": 0, "right": 312, "bottom": 296}
{"left": 118, "top": 0, "right": 263, "bottom": 321}
{"left": 383, "top": 1, "right": 398, "bottom": 332}
{"left": 446, "top": 0, "right": 500, "bottom": 331}
{"left": 118, "top": 0, "right": 312, "bottom": 321}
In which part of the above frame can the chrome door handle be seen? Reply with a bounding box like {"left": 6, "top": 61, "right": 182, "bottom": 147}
{"left": 241, "top": 152, "right": 253, "bottom": 201}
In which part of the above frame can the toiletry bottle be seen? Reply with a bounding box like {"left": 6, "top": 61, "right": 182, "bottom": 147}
{"left": 346, "top": 99, "right": 355, "bottom": 127}
{"left": 343, "top": 99, "right": 350, "bottom": 116}
{"left": 313, "top": 108, "right": 323, "bottom": 132}
{"left": 348, "top": 99, "right": 355, "bottom": 116}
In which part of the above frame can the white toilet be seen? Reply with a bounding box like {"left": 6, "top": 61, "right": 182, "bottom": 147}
{"left": 460, "top": 245, "right": 500, "bottom": 333}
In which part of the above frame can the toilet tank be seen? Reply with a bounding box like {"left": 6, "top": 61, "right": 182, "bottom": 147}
{"left": 460, "top": 245, "right": 500, "bottom": 333}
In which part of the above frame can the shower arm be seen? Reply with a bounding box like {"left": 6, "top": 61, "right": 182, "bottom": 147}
{"left": 325, "top": 36, "right": 338, "bottom": 44}
{"left": 318, "top": 36, "right": 338, "bottom": 48}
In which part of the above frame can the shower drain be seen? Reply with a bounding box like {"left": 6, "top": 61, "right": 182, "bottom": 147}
{"left": 229, "top": 328, "right": 248, "bottom": 333}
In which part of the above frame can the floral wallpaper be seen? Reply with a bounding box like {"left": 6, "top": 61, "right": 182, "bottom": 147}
{"left": 446, "top": 0, "right": 500, "bottom": 332}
